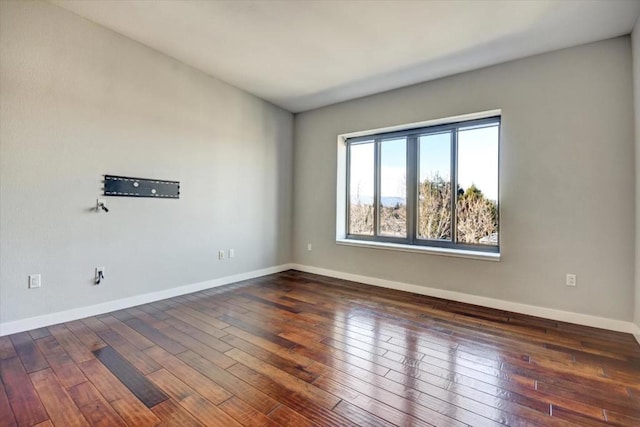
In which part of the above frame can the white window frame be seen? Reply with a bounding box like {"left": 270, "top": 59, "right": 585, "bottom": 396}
{"left": 336, "top": 110, "right": 501, "bottom": 261}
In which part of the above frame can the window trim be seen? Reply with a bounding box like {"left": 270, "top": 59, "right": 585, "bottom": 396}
{"left": 338, "top": 111, "right": 501, "bottom": 257}
{"left": 335, "top": 238, "right": 501, "bottom": 261}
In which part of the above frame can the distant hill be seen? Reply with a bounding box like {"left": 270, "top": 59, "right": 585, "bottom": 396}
{"left": 351, "top": 196, "right": 406, "bottom": 207}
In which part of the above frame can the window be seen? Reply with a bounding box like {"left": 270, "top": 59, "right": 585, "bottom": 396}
{"left": 345, "top": 116, "right": 500, "bottom": 253}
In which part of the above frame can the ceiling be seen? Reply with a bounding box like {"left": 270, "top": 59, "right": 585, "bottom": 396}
{"left": 50, "top": 0, "right": 640, "bottom": 113}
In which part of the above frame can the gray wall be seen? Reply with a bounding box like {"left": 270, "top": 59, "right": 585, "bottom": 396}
{"left": 634, "top": 17, "right": 640, "bottom": 328}
{"left": 293, "top": 37, "right": 635, "bottom": 321}
{"left": 1, "top": 0, "right": 636, "bottom": 328}
{"left": 0, "top": 0, "right": 293, "bottom": 324}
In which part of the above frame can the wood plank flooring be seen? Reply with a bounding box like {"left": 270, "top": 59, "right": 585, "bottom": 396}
{"left": 1, "top": 270, "right": 639, "bottom": 426}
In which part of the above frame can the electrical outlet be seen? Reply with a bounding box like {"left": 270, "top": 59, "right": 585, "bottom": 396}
{"left": 307, "top": 243, "right": 312, "bottom": 251}
{"left": 566, "top": 274, "right": 577, "bottom": 287}
{"left": 28, "top": 274, "right": 41, "bottom": 289}
{"left": 229, "top": 249, "right": 235, "bottom": 258}
{"left": 218, "top": 250, "right": 225, "bottom": 260}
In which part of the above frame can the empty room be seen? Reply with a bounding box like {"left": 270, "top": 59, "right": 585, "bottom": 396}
{"left": 1, "top": 0, "right": 640, "bottom": 426}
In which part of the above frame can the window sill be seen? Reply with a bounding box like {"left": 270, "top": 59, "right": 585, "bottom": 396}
{"left": 335, "top": 238, "right": 500, "bottom": 261}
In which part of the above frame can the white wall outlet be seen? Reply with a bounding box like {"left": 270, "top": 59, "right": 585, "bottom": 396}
{"left": 229, "top": 249, "right": 235, "bottom": 258}
{"left": 307, "top": 243, "right": 312, "bottom": 251}
{"left": 566, "top": 274, "right": 577, "bottom": 287}
{"left": 28, "top": 274, "right": 41, "bottom": 289}
{"left": 218, "top": 250, "right": 225, "bottom": 260}
{"left": 95, "top": 267, "right": 105, "bottom": 285}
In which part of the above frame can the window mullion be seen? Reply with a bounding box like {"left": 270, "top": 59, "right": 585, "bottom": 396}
{"left": 345, "top": 143, "right": 352, "bottom": 236}
{"left": 451, "top": 130, "right": 458, "bottom": 244}
{"left": 374, "top": 139, "right": 381, "bottom": 237}
{"left": 407, "top": 136, "right": 417, "bottom": 244}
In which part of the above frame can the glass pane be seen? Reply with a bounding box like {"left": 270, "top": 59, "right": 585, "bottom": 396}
{"left": 349, "top": 142, "right": 374, "bottom": 235}
{"left": 456, "top": 124, "right": 499, "bottom": 245}
{"left": 418, "top": 132, "right": 452, "bottom": 240}
{"left": 379, "top": 138, "right": 407, "bottom": 237}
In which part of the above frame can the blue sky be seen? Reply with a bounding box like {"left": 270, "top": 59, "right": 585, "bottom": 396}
{"left": 350, "top": 124, "right": 499, "bottom": 202}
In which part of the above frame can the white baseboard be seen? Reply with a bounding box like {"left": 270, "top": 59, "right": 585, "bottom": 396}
{"left": 0, "top": 263, "right": 295, "bottom": 337}
{"left": 290, "top": 263, "right": 640, "bottom": 336}
{"left": 4, "top": 262, "right": 639, "bottom": 341}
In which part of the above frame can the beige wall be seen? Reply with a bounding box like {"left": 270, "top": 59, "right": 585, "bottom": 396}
{"left": 293, "top": 37, "right": 635, "bottom": 321}
{"left": 0, "top": 0, "right": 293, "bottom": 324}
{"left": 633, "top": 17, "right": 640, "bottom": 328}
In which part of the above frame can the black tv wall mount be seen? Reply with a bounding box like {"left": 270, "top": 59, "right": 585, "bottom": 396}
{"left": 103, "top": 175, "right": 180, "bottom": 199}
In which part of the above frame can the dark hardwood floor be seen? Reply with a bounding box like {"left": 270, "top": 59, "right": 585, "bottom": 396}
{"left": 1, "top": 270, "right": 639, "bottom": 426}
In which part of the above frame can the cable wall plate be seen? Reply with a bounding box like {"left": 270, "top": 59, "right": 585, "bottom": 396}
{"left": 104, "top": 175, "right": 180, "bottom": 198}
